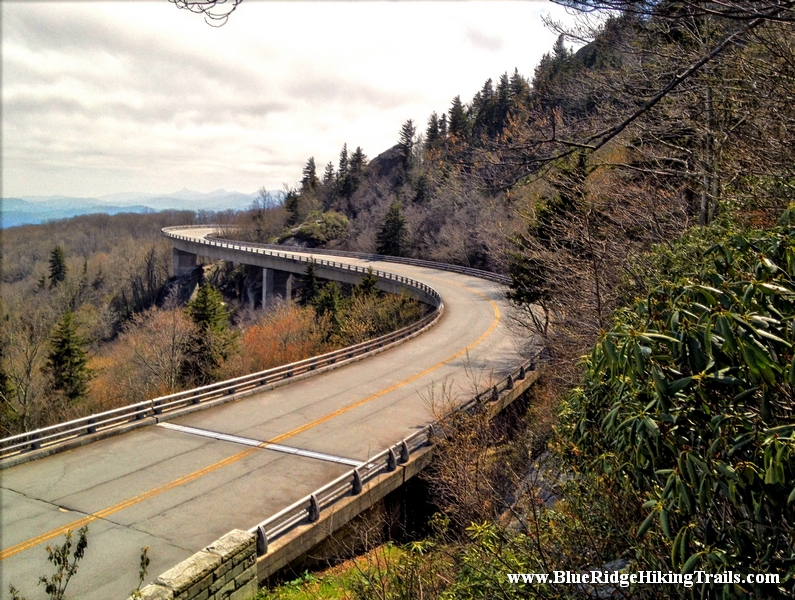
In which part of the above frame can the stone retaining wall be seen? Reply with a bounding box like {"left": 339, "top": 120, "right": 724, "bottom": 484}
{"left": 130, "top": 530, "right": 257, "bottom": 600}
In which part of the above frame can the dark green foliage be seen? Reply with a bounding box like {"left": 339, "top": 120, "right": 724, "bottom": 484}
{"left": 346, "top": 147, "right": 367, "bottom": 199}
{"left": 43, "top": 312, "right": 91, "bottom": 403}
{"left": 398, "top": 119, "right": 416, "bottom": 170}
{"left": 284, "top": 189, "right": 301, "bottom": 227}
{"left": 561, "top": 210, "right": 795, "bottom": 598}
{"left": 48, "top": 246, "right": 67, "bottom": 289}
{"left": 425, "top": 112, "right": 440, "bottom": 147}
{"left": 438, "top": 113, "right": 448, "bottom": 139}
{"left": 356, "top": 268, "right": 379, "bottom": 297}
{"left": 299, "top": 261, "right": 321, "bottom": 307}
{"left": 182, "top": 284, "right": 233, "bottom": 385}
{"left": 322, "top": 161, "right": 335, "bottom": 185}
{"left": 301, "top": 157, "right": 318, "bottom": 192}
{"left": 337, "top": 144, "right": 349, "bottom": 183}
{"left": 376, "top": 202, "right": 408, "bottom": 257}
{"left": 321, "top": 162, "right": 337, "bottom": 210}
{"left": 335, "top": 145, "right": 367, "bottom": 202}
{"left": 314, "top": 281, "right": 343, "bottom": 335}
{"left": 447, "top": 95, "right": 469, "bottom": 142}
{"left": 187, "top": 283, "right": 229, "bottom": 334}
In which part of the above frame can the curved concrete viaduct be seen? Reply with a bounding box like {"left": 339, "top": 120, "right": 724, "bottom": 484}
{"left": 0, "top": 227, "right": 523, "bottom": 599}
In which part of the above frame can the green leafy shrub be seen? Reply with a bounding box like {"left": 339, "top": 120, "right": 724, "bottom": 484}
{"left": 282, "top": 211, "right": 349, "bottom": 246}
{"left": 561, "top": 209, "right": 795, "bottom": 598}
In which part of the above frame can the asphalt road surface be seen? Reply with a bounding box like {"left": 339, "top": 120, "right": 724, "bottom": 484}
{"left": 0, "top": 229, "right": 521, "bottom": 599}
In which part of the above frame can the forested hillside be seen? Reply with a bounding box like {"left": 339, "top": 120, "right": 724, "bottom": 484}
{"left": 4, "top": 0, "right": 795, "bottom": 596}
{"left": 0, "top": 210, "right": 422, "bottom": 434}
{"left": 251, "top": 1, "right": 795, "bottom": 598}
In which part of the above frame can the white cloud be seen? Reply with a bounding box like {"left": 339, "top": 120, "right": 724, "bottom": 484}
{"left": 2, "top": 1, "right": 576, "bottom": 198}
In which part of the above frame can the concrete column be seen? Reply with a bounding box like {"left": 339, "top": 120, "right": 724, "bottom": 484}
{"left": 285, "top": 274, "right": 294, "bottom": 306}
{"left": 172, "top": 249, "right": 197, "bottom": 277}
{"left": 262, "top": 268, "right": 274, "bottom": 308}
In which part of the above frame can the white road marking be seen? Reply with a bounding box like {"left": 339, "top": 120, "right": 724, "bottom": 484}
{"left": 158, "top": 422, "right": 363, "bottom": 467}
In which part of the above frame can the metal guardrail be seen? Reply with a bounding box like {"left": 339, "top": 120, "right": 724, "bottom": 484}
{"left": 190, "top": 226, "right": 512, "bottom": 286}
{"left": 249, "top": 358, "right": 536, "bottom": 555}
{"left": 0, "top": 233, "right": 445, "bottom": 462}
{"left": 163, "top": 228, "right": 446, "bottom": 305}
{"left": 0, "top": 311, "right": 441, "bottom": 461}
{"left": 0, "top": 225, "right": 527, "bottom": 561}
{"left": 167, "top": 226, "right": 531, "bottom": 557}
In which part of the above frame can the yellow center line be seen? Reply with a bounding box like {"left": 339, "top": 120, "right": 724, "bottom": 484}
{"left": 1, "top": 281, "right": 500, "bottom": 561}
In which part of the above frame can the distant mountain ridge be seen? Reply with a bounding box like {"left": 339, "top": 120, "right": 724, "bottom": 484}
{"left": 1, "top": 189, "right": 280, "bottom": 229}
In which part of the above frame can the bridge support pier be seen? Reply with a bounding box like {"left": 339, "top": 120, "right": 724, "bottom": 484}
{"left": 173, "top": 249, "right": 197, "bottom": 277}
{"left": 262, "top": 268, "right": 274, "bottom": 307}
{"left": 263, "top": 268, "right": 295, "bottom": 308}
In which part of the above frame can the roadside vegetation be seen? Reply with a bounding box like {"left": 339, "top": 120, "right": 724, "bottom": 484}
{"left": 5, "top": 1, "right": 795, "bottom": 597}
{"left": 0, "top": 211, "right": 423, "bottom": 436}
{"left": 249, "top": 1, "right": 795, "bottom": 599}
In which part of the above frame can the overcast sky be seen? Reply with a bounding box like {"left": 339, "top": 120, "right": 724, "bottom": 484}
{"left": 2, "top": 1, "right": 576, "bottom": 199}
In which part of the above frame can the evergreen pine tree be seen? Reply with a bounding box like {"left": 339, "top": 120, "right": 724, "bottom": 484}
{"left": 356, "top": 267, "right": 379, "bottom": 297}
{"left": 298, "top": 260, "right": 321, "bottom": 306}
{"left": 448, "top": 95, "right": 470, "bottom": 142}
{"left": 376, "top": 201, "right": 408, "bottom": 257}
{"left": 425, "top": 112, "right": 440, "bottom": 149}
{"left": 345, "top": 146, "right": 367, "bottom": 199}
{"left": 182, "top": 284, "right": 232, "bottom": 385}
{"left": 337, "top": 144, "right": 349, "bottom": 182}
{"left": 472, "top": 78, "right": 495, "bottom": 138}
{"left": 322, "top": 161, "right": 335, "bottom": 185}
{"left": 43, "top": 311, "right": 91, "bottom": 402}
{"left": 439, "top": 113, "right": 449, "bottom": 143}
{"left": 284, "top": 189, "right": 300, "bottom": 226}
{"left": 553, "top": 34, "right": 570, "bottom": 60}
{"left": 301, "top": 157, "right": 318, "bottom": 191}
{"left": 314, "top": 281, "right": 344, "bottom": 335}
{"left": 49, "top": 246, "right": 67, "bottom": 289}
{"left": 187, "top": 284, "right": 229, "bottom": 334}
{"left": 398, "top": 119, "right": 416, "bottom": 170}
{"left": 510, "top": 68, "right": 532, "bottom": 108}
{"left": 494, "top": 72, "right": 512, "bottom": 136}
{"left": 321, "top": 161, "right": 337, "bottom": 210}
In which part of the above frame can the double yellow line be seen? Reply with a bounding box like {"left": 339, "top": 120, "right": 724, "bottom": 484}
{"left": 1, "top": 286, "right": 500, "bottom": 561}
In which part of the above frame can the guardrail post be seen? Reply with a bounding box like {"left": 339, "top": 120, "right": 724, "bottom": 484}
{"left": 387, "top": 448, "right": 397, "bottom": 471}
{"left": 308, "top": 494, "right": 320, "bottom": 522}
{"left": 399, "top": 440, "right": 410, "bottom": 464}
{"left": 257, "top": 525, "right": 269, "bottom": 556}
{"left": 519, "top": 365, "right": 526, "bottom": 380}
{"left": 491, "top": 386, "right": 499, "bottom": 402}
{"left": 352, "top": 469, "right": 363, "bottom": 495}
{"left": 86, "top": 418, "right": 97, "bottom": 434}
{"left": 506, "top": 375, "right": 514, "bottom": 390}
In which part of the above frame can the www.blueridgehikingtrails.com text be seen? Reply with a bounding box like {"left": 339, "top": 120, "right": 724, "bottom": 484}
{"left": 507, "top": 571, "right": 780, "bottom": 588}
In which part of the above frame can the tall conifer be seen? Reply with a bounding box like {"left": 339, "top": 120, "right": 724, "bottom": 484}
{"left": 376, "top": 201, "right": 408, "bottom": 257}
{"left": 43, "top": 311, "right": 91, "bottom": 402}
{"left": 49, "top": 246, "right": 67, "bottom": 289}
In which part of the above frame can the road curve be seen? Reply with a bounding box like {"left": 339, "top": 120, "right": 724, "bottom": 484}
{"left": 0, "top": 228, "right": 520, "bottom": 599}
